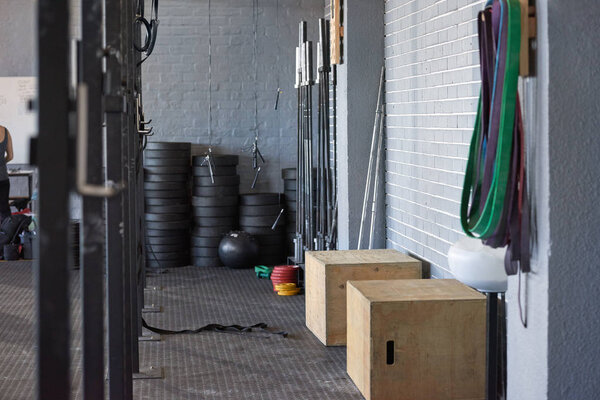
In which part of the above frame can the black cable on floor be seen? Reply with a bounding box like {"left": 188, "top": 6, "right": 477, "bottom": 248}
{"left": 142, "top": 318, "right": 288, "bottom": 338}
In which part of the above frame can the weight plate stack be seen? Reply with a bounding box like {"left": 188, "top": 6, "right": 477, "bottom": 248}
{"left": 190, "top": 154, "right": 240, "bottom": 267}
{"left": 143, "top": 142, "right": 191, "bottom": 271}
{"left": 239, "top": 192, "right": 285, "bottom": 266}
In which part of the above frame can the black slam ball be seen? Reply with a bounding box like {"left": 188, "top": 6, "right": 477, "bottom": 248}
{"left": 218, "top": 231, "right": 260, "bottom": 269}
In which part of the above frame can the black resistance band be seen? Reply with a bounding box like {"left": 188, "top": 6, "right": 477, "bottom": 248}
{"left": 142, "top": 318, "right": 288, "bottom": 338}
{"left": 134, "top": 0, "right": 159, "bottom": 65}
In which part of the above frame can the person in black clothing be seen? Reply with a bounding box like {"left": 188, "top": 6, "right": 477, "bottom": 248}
{"left": 0, "top": 126, "right": 14, "bottom": 223}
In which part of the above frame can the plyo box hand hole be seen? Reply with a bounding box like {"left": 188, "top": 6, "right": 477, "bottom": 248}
{"left": 386, "top": 340, "right": 394, "bottom": 365}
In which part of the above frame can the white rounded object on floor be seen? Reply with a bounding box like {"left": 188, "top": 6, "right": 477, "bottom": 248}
{"left": 448, "top": 236, "right": 507, "bottom": 293}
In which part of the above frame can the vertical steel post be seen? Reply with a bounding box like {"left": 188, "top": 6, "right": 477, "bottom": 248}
{"left": 80, "top": 1, "right": 106, "bottom": 398}
{"left": 119, "top": 0, "right": 135, "bottom": 388}
{"left": 358, "top": 66, "right": 385, "bottom": 250}
{"left": 124, "top": 0, "right": 141, "bottom": 373}
{"left": 105, "top": 0, "right": 132, "bottom": 397}
{"left": 36, "top": 0, "right": 71, "bottom": 398}
{"left": 330, "top": 65, "right": 337, "bottom": 247}
{"left": 130, "top": 0, "right": 142, "bottom": 371}
{"left": 305, "top": 41, "right": 314, "bottom": 251}
{"left": 133, "top": 0, "right": 147, "bottom": 342}
{"left": 119, "top": 36, "right": 135, "bottom": 396}
{"left": 486, "top": 293, "right": 499, "bottom": 400}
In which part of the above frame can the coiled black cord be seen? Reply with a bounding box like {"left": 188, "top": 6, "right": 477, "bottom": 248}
{"left": 134, "top": 0, "right": 159, "bottom": 65}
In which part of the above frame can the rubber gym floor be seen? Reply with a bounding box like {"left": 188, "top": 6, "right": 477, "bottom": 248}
{"left": 0, "top": 261, "right": 363, "bottom": 399}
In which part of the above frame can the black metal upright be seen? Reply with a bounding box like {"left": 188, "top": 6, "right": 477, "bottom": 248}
{"left": 124, "top": 0, "right": 141, "bottom": 373}
{"left": 36, "top": 0, "right": 71, "bottom": 398}
{"left": 80, "top": 0, "right": 106, "bottom": 398}
{"left": 486, "top": 293, "right": 499, "bottom": 400}
{"left": 134, "top": 1, "right": 148, "bottom": 342}
{"left": 105, "top": 0, "right": 133, "bottom": 397}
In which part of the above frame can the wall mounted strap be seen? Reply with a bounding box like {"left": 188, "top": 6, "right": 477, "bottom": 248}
{"left": 461, "top": 0, "right": 530, "bottom": 275}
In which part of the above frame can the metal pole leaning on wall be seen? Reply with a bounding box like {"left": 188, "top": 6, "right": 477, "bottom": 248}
{"left": 358, "top": 66, "right": 385, "bottom": 250}
{"left": 36, "top": 0, "right": 71, "bottom": 398}
{"left": 329, "top": 64, "right": 338, "bottom": 248}
{"left": 105, "top": 0, "right": 134, "bottom": 397}
{"left": 368, "top": 104, "right": 385, "bottom": 250}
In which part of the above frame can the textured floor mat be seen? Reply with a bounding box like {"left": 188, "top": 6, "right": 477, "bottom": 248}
{"left": 0, "top": 261, "right": 84, "bottom": 400}
{"left": 0, "top": 261, "right": 38, "bottom": 400}
{"left": 137, "top": 267, "right": 362, "bottom": 399}
{"left": 0, "top": 262, "right": 362, "bottom": 399}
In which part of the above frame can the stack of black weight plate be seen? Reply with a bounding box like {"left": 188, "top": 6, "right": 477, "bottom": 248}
{"left": 191, "top": 154, "right": 240, "bottom": 267}
{"left": 281, "top": 168, "right": 297, "bottom": 256}
{"left": 144, "top": 142, "right": 191, "bottom": 271}
{"left": 239, "top": 193, "right": 285, "bottom": 266}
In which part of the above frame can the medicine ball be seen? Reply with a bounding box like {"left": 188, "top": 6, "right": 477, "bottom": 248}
{"left": 218, "top": 231, "right": 259, "bottom": 269}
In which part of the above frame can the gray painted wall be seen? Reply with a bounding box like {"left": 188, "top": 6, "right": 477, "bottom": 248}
{"left": 142, "top": 0, "right": 323, "bottom": 193}
{"left": 334, "top": 0, "right": 385, "bottom": 250}
{"left": 546, "top": 1, "right": 600, "bottom": 397}
{"left": 0, "top": 0, "right": 36, "bottom": 76}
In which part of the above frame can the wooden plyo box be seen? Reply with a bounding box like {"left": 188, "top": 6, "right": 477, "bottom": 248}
{"left": 346, "top": 279, "right": 486, "bottom": 400}
{"left": 305, "top": 249, "right": 421, "bottom": 346}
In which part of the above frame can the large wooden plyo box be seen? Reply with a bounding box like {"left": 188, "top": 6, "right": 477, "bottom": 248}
{"left": 346, "top": 279, "right": 486, "bottom": 400}
{"left": 305, "top": 249, "right": 421, "bottom": 346}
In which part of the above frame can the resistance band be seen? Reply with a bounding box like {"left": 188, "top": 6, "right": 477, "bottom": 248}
{"left": 142, "top": 318, "right": 288, "bottom": 338}
{"left": 134, "top": 0, "right": 159, "bottom": 65}
{"left": 460, "top": 0, "right": 530, "bottom": 274}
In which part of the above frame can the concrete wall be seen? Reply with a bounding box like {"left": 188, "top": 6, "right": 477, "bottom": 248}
{"left": 383, "top": 0, "right": 483, "bottom": 277}
{"left": 331, "top": 0, "right": 385, "bottom": 250}
{"left": 546, "top": 0, "right": 600, "bottom": 397}
{"left": 508, "top": 2, "right": 600, "bottom": 397}
{"left": 142, "top": 0, "right": 323, "bottom": 193}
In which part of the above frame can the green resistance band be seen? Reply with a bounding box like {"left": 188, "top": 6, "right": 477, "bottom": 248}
{"left": 461, "top": 0, "right": 521, "bottom": 239}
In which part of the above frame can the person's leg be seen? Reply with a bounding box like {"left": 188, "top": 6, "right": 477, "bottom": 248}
{"left": 0, "top": 180, "right": 11, "bottom": 221}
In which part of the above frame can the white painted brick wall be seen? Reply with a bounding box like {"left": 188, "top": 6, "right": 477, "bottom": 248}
{"left": 142, "top": 0, "right": 323, "bottom": 192}
{"left": 70, "top": 0, "right": 81, "bottom": 39}
{"left": 384, "top": 0, "right": 484, "bottom": 278}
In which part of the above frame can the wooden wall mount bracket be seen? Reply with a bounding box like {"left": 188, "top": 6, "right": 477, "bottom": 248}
{"left": 330, "top": 0, "right": 343, "bottom": 65}
{"left": 519, "top": 0, "right": 537, "bottom": 77}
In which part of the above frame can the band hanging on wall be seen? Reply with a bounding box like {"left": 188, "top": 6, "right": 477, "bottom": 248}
{"left": 460, "top": 0, "right": 530, "bottom": 276}
{"left": 134, "top": 0, "right": 160, "bottom": 65}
